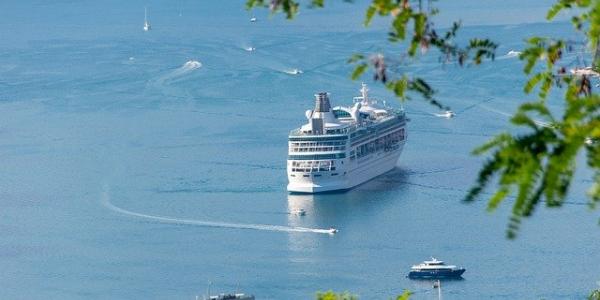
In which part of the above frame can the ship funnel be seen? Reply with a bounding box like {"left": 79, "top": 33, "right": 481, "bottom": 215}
{"left": 314, "top": 92, "right": 331, "bottom": 112}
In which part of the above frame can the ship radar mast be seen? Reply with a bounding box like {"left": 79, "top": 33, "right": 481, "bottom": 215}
{"left": 353, "top": 82, "right": 371, "bottom": 104}
{"left": 360, "top": 82, "right": 370, "bottom": 105}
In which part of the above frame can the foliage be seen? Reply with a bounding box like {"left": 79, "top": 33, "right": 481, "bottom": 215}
{"left": 395, "top": 289, "right": 412, "bottom": 300}
{"left": 246, "top": 1, "right": 600, "bottom": 239}
{"left": 464, "top": 0, "right": 600, "bottom": 238}
{"left": 590, "top": 288, "right": 600, "bottom": 300}
{"left": 314, "top": 289, "right": 411, "bottom": 300}
{"left": 247, "top": 0, "right": 497, "bottom": 109}
{"left": 316, "top": 290, "right": 359, "bottom": 300}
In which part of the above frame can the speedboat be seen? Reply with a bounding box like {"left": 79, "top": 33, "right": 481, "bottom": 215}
{"left": 570, "top": 66, "right": 600, "bottom": 77}
{"left": 408, "top": 258, "right": 465, "bottom": 279}
{"left": 207, "top": 293, "right": 254, "bottom": 300}
{"left": 285, "top": 68, "right": 303, "bottom": 75}
{"left": 327, "top": 227, "right": 338, "bottom": 234}
{"left": 292, "top": 208, "right": 306, "bottom": 216}
{"left": 506, "top": 50, "right": 521, "bottom": 57}
{"left": 434, "top": 110, "right": 455, "bottom": 118}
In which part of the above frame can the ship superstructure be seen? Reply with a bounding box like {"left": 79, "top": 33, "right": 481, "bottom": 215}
{"left": 287, "top": 83, "right": 406, "bottom": 193}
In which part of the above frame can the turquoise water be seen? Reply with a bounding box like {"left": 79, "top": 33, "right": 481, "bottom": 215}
{"left": 1, "top": 1, "right": 599, "bottom": 299}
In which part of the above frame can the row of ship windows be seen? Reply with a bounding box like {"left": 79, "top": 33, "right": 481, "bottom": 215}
{"left": 289, "top": 135, "right": 348, "bottom": 141}
{"left": 291, "top": 160, "right": 336, "bottom": 172}
{"left": 350, "top": 121, "right": 403, "bottom": 139}
{"left": 291, "top": 160, "right": 336, "bottom": 167}
{"left": 350, "top": 129, "right": 404, "bottom": 160}
{"left": 301, "top": 129, "right": 347, "bottom": 134}
{"left": 290, "top": 146, "right": 346, "bottom": 152}
{"left": 290, "top": 141, "right": 346, "bottom": 147}
{"left": 291, "top": 167, "right": 337, "bottom": 172}
{"left": 288, "top": 153, "right": 346, "bottom": 160}
{"left": 290, "top": 173, "right": 339, "bottom": 177}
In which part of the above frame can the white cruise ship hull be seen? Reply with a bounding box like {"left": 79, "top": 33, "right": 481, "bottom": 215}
{"left": 287, "top": 143, "right": 404, "bottom": 193}
{"left": 287, "top": 84, "right": 406, "bottom": 193}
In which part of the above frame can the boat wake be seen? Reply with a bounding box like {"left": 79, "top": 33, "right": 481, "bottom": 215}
{"left": 155, "top": 60, "right": 202, "bottom": 84}
{"left": 101, "top": 188, "right": 334, "bottom": 235}
{"left": 479, "top": 104, "right": 552, "bottom": 127}
{"left": 498, "top": 50, "right": 521, "bottom": 60}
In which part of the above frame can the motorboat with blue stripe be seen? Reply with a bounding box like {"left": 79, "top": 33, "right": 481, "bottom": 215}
{"left": 408, "top": 258, "right": 465, "bottom": 279}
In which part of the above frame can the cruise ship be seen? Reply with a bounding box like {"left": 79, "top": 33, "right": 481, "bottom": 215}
{"left": 287, "top": 83, "right": 407, "bottom": 193}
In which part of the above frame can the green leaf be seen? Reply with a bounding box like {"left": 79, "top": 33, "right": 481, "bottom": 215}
{"left": 351, "top": 63, "right": 368, "bottom": 80}
{"left": 395, "top": 289, "right": 412, "bottom": 300}
{"left": 524, "top": 73, "right": 544, "bottom": 94}
{"left": 364, "top": 6, "right": 376, "bottom": 26}
{"left": 347, "top": 53, "right": 365, "bottom": 63}
{"left": 487, "top": 187, "right": 510, "bottom": 211}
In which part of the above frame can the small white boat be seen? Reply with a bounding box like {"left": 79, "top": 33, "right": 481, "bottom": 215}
{"left": 143, "top": 7, "right": 151, "bottom": 31}
{"left": 250, "top": 17, "right": 257, "bottom": 22}
{"left": 585, "top": 137, "right": 594, "bottom": 145}
{"left": 292, "top": 208, "right": 306, "bottom": 216}
{"left": 207, "top": 293, "right": 254, "bottom": 300}
{"left": 434, "top": 110, "right": 455, "bottom": 118}
{"left": 244, "top": 46, "right": 256, "bottom": 52}
{"left": 327, "top": 227, "right": 338, "bottom": 234}
{"left": 285, "top": 68, "right": 303, "bottom": 75}
{"left": 570, "top": 66, "right": 600, "bottom": 77}
{"left": 506, "top": 50, "right": 521, "bottom": 57}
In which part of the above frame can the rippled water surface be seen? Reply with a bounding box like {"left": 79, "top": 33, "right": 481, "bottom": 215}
{"left": 1, "top": 1, "right": 599, "bottom": 299}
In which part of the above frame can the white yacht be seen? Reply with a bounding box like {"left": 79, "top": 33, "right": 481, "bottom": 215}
{"left": 408, "top": 258, "right": 465, "bottom": 279}
{"left": 143, "top": 7, "right": 151, "bottom": 31}
{"left": 434, "top": 110, "right": 455, "bottom": 118}
{"left": 287, "top": 83, "right": 407, "bottom": 193}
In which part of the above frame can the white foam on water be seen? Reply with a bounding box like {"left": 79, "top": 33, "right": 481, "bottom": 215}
{"left": 479, "top": 104, "right": 551, "bottom": 127}
{"left": 498, "top": 50, "right": 522, "bottom": 60}
{"left": 101, "top": 188, "right": 333, "bottom": 235}
{"left": 155, "top": 60, "right": 202, "bottom": 85}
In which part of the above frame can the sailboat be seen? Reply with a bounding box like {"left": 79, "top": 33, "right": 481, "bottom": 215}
{"left": 143, "top": 7, "right": 151, "bottom": 31}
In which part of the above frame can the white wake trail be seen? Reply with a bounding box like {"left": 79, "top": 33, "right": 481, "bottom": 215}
{"left": 101, "top": 190, "right": 333, "bottom": 235}
{"left": 479, "top": 104, "right": 552, "bottom": 128}
{"left": 155, "top": 60, "right": 202, "bottom": 84}
{"left": 497, "top": 50, "right": 522, "bottom": 60}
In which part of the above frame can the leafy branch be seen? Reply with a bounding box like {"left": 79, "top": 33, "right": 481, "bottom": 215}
{"left": 465, "top": 0, "right": 600, "bottom": 238}
{"left": 247, "top": 0, "right": 497, "bottom": 109}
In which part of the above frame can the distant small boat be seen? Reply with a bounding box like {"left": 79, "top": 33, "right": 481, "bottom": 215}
{"left": 143, "top": 7, "right": 151, "bottom": 31}
{"left": 570, "top": 66, "right": 600, "bottom": 77}
{"left": 250, "top": 17, "right": 257, "bottom": 22}
{"left": 285, "top": 68, "right": 303, "bottom": 75}
{"left": 292, "top": 208, "right": 306, "bottom": 216}
{"left": 206, "top": 293, "right": 255, "bottom": 300}
{"left": 585, "top": 137, "right": 595, "bottom": 145}
{"left": 244, "top": 46, "right": 256, "bottom": 52}
{"left": 408, "top": 258, "right": 465, "bottom": 279}
{"left": 434, "top": 110, "right": 454, "bottom": 118}
{"left": 506, "top": 50, "right": 521, "bottom": 57}
{"left": 327, "top": 227, "right": 338, "bottom": 234}
{"left": 200, "top": 282, "right": 255, "bottom": 300}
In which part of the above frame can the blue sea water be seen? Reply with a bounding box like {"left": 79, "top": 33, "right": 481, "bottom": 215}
{"left": 1, "top": 1, "right": 599, "bottom": 299}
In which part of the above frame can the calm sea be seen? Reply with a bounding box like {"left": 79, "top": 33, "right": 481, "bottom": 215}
{"left": 0, "top": 1, "right": 598, "bottom": 299}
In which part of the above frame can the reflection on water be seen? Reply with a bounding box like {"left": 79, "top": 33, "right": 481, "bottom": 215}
{"left": 286, "top": 167, "right": 411, "bottom": 253}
